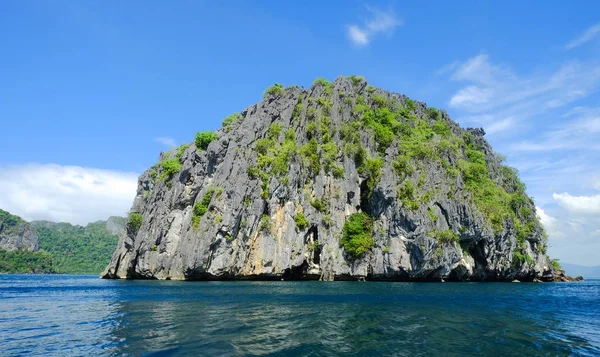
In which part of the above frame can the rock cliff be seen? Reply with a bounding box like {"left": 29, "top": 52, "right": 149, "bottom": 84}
{"left": 102, "top": 76, "right": 563, "bottom": 282}
{"left": 0, "top": 209, "right": 39, "bottom": 251}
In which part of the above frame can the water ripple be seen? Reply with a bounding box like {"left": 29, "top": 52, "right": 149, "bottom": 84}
{"left": 0, "top": 276, "right": 598, "bottom": 356}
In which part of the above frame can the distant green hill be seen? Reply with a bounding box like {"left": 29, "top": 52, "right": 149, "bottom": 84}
{"left": 0, "top": 249, "right": 54, "bottom": 274}
{"left": 0, "top": 209, "right": 125, "bottom": 275}
{"left": 32, "top": 218, "right": 125, "bottom": 274}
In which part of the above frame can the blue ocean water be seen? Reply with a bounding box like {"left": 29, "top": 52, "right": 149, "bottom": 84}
{"left": 0, "top": 275, "right": 599, "bottom": 356}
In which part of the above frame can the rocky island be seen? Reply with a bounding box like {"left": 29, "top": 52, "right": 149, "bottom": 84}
{"left": 102, "top": 76, "right": 569, "bottom": 282}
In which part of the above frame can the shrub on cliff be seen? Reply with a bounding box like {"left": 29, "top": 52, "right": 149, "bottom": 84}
{"left": 127, "top": 213, "right": 142, "bottom": 235}
{"left": 264, "top": 83, "right": 285, "bottom": 98}
{"left": 192, "top": 188, "right": 216, "bottom": 228}
{"left": 159, "top": 158, "right": 183, "bottom": 181}
{"left": 195, "top": 131, "right": 218, "bottom": 151}
{"left": 341, "top": 213, "right": 374, "bottom": 259}
{"left": 294, "top": 213, "right": 308, "bottom": 231}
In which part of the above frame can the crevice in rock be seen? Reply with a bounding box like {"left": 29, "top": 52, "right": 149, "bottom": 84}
{"left": 127, "top": 251, "right": 141, "bottom": 279}
{"left": 359, "top": 180, "right": 372, "bottom": 215}
{"left": 470, "top": 240, "right": 488, "bottom": 270}
{"left": 231, "top": 213, "right": 243, "bottom": 241}
{"left": 112, "top": 253, "right": 123, "bottom": 276}
{"left": 435, "top": 202, "right": 450, "bottom": 228}
{"left": 347, "top": 191, "right": 355, "bottom": 205}
{"left": 307, "top": 225, "right": 321, "bottom": 265}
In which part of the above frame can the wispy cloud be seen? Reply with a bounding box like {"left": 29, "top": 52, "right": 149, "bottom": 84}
{"left": 566, "top": 23, "right": 600, "bottom": 50}
{"left": 441, "top": 54, "right": 600, "bottom": 134}
{"left": 0, "top": 164, "right": 138, "bottom": 225}
{"left": 154, "top": 136, "right": 177, "bottom": 148}
{"left": 346, "top": 6, "right": 401, "bottom": 47}
{"left": 511, "top": 106, "right": 600, "bottom": 151}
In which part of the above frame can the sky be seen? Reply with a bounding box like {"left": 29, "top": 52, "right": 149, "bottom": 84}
{"left": 1, "top": 1, "right": 599, "bottom": 266}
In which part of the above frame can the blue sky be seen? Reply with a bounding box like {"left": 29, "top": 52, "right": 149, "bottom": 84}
{"left": 1, "top": 1, "right": 599, "bottom": 265}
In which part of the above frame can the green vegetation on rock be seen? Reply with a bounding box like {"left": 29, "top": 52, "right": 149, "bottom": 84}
{"left": 159, "top": 158, "right": 182, "bottom": 182}
{"left": 176, "top": 143, "right": 189, "bottom": 159}
{"left": 222, "top": 112, "right": 242, "bottom": 130}
{"left": 300, "top": 138, "right": 320, "bottom": 173}
{"left": 264, "top": 83, "right": 285, "bottom": 97}
{"left": 348, "top": 75, "right": 365, "bottom": 87}
{"left": 294, "top": 213, "right": 308, "bottom": 231}
{"left": 192, "top": 187, "right": 216, "bottom": 228}
{"left": 0, "top": 209, "right": 27, "bottom": 236}
{"left": 248, "top": 122, "right": 297, "bottom": 199}
{"left": 310, "top": 197, "right": 328, "bottom": 213}
{"left": 551, "top": 258, "right": 562, "bottom": 271}
{"left": 0, "top": 249, "right": 54, "bottom": 274}
{"left": 127, "top": 213, "right": 143, "bottom": 234}
{"left": 341, "top": 212, "right": 374, "bottom": 259}
{"left": 259, "top": 214, "right": 271, "bottom": 232}
{"left": 195, "top": 131, "right": 218, "bottom": 151}
{"left": 359, "top": 157, "right": 385, "bottom": 195}
{"left": 430, "top": 229, "right": 459, "bottom": 244}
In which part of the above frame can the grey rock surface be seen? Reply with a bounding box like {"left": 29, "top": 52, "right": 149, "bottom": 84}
{"left": 106, "top": 216, "right": 127, "bottom": 236}
{"left": 0, "top": 209, "right": 39, "bottom": 251}
{"left": 102, "top": 76, "right": 562, "bottom": 282}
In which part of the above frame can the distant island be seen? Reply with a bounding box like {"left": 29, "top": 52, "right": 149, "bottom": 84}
{"left": 101, "top": 76, "right": 571, "bottom": 282}
{"left": 563, "top": 263, "right": 600, "bottom": 279}
{"left": 0, "top": 209, "right": 125, "bottom": 274}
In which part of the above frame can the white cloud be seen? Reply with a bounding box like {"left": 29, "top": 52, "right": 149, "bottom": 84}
{"left": 537, "top": 202, "right": 600, "bottom": 265}
{"left": 448, "top": 85, "right": 493, "bottom": 109}
{"left": 347, "top": 25, "right": 368, "bottom": 46}
{"left": 449, "top": 54, "right": 505, "bottom": 84}
{"left": 485, "top": 117, "right": 515, "bottom": 135}
{"left": 536, "top": 188, "right": 600, "bottom": 265}
{"left": 443, "top": 54, "right": 600, "bottom": 134}
{"left": 536, "top": 206, "right": 563, "bottom": 239}
{"left": 553, "top": 192, "right": 600, "bottom": 215}
{"left": 0, "top": 164, "right": 138, "bottom": 225}
{"left": 346, "top": 6, "right": 401, "bottom": 47}
{"left": 511, "top": 108, "right": 600, "bottom": 152}
{"left": 566, "top": 23, "right": 600, "bottom": 50}
{"left": 155, "top": 137, "right": 177, "bottom": 148}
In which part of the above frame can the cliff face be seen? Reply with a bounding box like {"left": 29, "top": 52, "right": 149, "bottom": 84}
{"left": 103, "top": 76, "right": 562, "bottom": 282}
{"left": 0, "top": 209, "right": 39, "bottom": 251}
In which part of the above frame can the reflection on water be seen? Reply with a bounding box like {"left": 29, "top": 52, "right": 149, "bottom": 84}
{"left": 1, "top": 275, "right": 599, "bottom": 356}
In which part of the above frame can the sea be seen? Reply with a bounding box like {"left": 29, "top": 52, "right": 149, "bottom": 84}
{"left": 0, "top": 274, "right": 599, "bottom": 356}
